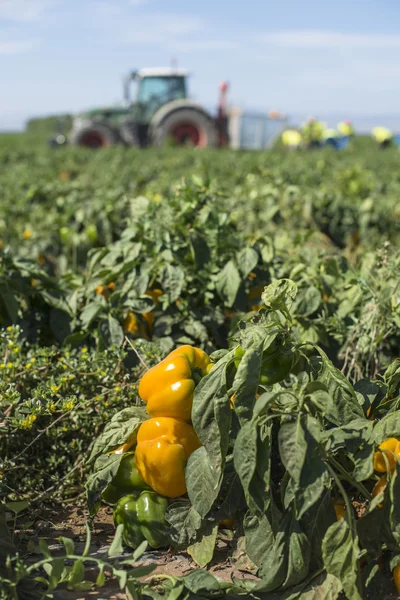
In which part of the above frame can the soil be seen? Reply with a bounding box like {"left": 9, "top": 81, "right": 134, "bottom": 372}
{"left": 12, "top": 499, "right": 399, "bottom": 600}
{"left": 15, "top": 499, "right": 257, "bottom": 600}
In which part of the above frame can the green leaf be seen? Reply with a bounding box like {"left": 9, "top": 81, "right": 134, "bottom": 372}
{"left": 86, "top": 452, "right": 125, "bottom": 515}
{"left": 237, "top": 247, "right": 259, "bottom": 278}
{"left": 108, "top": 315, "right": 125, "bottom": 347}
{"left": 278, "top": 416, "right": 329, "bottom": 518}
{"left": 232, "top": 341, "right": 264, "bottom": 424}
{"left": 315, "top": 349, "right": 364, "bottom": 426}
{"left": 80, "top": 300, "right": 105, "bottom": 329}
{"left": 374, "top": 412, "right": 400, "bottom": 442}
{"left": 182, "top": 570, "right": 222, "bottom": 597}
{"left": 247, "top": 506, "right": 311, "bottom": 592}
{"left": 216, "top": 260, "right": 241, "bottom": 307}
{"left": 1, "top": 291, "right": 19, "bottom": 322}
{"left": 47, "top": 557, "right": 65, "bottom": 591}
{"left": 166, "top": 500, "right": 202, "bottom": 549}
{"left": 233, "top": 420, "right": 271, "bottom": 516}
{"left": 109, "top": 523, "right": 125, "bottom": 556}
{"left": 294, "top": 286, "right": 321, "bottom": 317}
{"left": 186, "top": 447, "right": 219, "bottom": 518}
{"left": 87, "top": 406, "right": 147, "bottom": 464}
{"left": 96, "top": 568, "right": 105, "bottom": 587}
{"left": 160, "top": 264, "right": 185, "bottom": 303}
{"left": 67, "top": 559, "right": 85, "bottom": 589}
{"left": 261, "top": 279, "right": 298, "bottom": 318}
{"left": 300, "top": 489, "right": 336, "bottom": 570}
{"left": 187, "top": 525, "right": 218, "bottom": 568}
{"left": 39, "top": 539, "right": 51, "bottom": 559}
{"left": 189, "top": 230, "right": 211, "bottom": 268}
{"left": 322, "top": 519, "right": 362, "bottom": 600}
{"left": 190, "top": 356, "right": 232, "bottom": 513}
{"left": 59, "top": 536, "right": 74, "bottom": 556}
{"left": 114, "top": 568, "right": 127, "bottom": 589}
{"left": 5, "top": 500, "right": 29, "bottom": 515}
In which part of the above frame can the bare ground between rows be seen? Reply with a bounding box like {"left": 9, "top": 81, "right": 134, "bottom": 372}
{"left": 19, "top": 501, "right": 257, "bottom": 600}
{"left": 16, "top": 501, "right": 400, "bottom": 600}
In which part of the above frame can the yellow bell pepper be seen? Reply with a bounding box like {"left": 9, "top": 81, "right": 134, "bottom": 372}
{"left": 123, "top": 311, "right": 149, "bottom": 340}
{"left": 138, "top": 345, "right": 210, "bottom": 422}
{"left": 334, "top": 502, "right": 345, "bottom": 520}
{"left": 135, "top": 417, "right": 201, "bottom": 497}
{"left": 373, "top": 438, "right": 400, "bottom": 473}
{"left": 142, "top": 288, "right": 163, "bottom": 334}
{"left": 96, "top": 282, "right": 115, "bottom": 300}
{"left": 394, "top": 563, "right": 400, "bottom": 594}
{"left": 372, "top": 475, "right": 387, "bottom": 509}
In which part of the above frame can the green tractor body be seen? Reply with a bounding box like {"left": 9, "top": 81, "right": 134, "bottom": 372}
{"left": 69, "top": 69, "right": 219, "bottom": 148}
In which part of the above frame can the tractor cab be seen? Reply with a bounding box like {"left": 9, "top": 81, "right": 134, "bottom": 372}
{"left": 124, "top": 68, "right": 189, "bottom": 123}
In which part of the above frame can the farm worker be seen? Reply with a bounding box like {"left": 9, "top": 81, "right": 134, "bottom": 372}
{"left": 323, "top": 128, "right": 339, "bottom": 149}
{"left": 372, "top": 126, "right": 393, "bottom": 148}
{"left": 301, "top": 117, "right": 325, "bottom": 148}
{"left": 281, "top": 129, "right": 302, "bottom": 149}
{"left": 338, "top": 120, "right": 354, "bottom": 137}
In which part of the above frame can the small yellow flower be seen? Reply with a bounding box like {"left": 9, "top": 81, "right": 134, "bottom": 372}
{"left": 81, "top": 347, "right": 88, "bottom": 354}
{"left": 29, "top": 415, "right": 37, "bottom": 422}
{"left": 70, "top": 440, "right": 76, "bottom": 447}
{"left": 0, "top": 364, "right": 5, "bottom": 369}
{"left": 114, "top": 386, "right": 121, "bottom": 393}
{"left": 101, "top": 371, "right": 106, "bottom": 377}
{"left": 104, "top": 401, "right": 109, "bottom": 407}
{"left": 13, "top": 348, "right": 19, "bottom": 354}
{"left": 22, "top": 419, "right": 32, "bottom": 429}
{"left": 7, "top": 362, "right": 13, "bottom": 369}
{"left": 49, "top": 403, "right": 56, "bottom": 412}
{"left": 95, "top": 395, "right": 102, "bottom": 401}
{"left": 61, "top": 377, "right": 68, "bottom": 383}
{"left": 31, "top": 358, "right": 36, "bottom": 364}
{"left": 62, "top": 364, "right": 68, "bottom": 369}
{"left": 8, "top": 341, "right": 14, "bottom": 347}
{"left": 7, "top": 326, "right": 13, "bottom": 332}
{"left": 26, "top": 363, "right": 32, "bottom": 369}
{"left": 64, "top": 401, "right": 74, "bottom": 410}
{"left": 51, "top": 385, "right": 60, "bottom": 393}
{"left": 62, "top": 426, "right": 68, "bottom": 432}
{"left": 23, "top": 228, "right": 32, "bottom": 240}
{"left": 69, "top": 375, "right": 74, "bottom": 380}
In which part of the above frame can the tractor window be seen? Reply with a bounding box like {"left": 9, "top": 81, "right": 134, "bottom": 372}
{"left": 137, "top": 77, "right": 186, "bottom": 118}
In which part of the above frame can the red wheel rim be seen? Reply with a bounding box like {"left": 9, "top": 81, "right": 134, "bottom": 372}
{"left": 80, "top": 131, "right": 108, "bottom": 148}
{"left": 170, "top": 122, "right": 206, "bottom": 147}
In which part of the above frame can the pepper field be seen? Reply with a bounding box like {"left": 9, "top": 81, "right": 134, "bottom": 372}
{"left": 1, "top": 134, "right": 400, "bottom": 599}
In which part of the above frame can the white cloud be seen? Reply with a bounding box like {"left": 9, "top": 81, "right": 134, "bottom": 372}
{"left": 0, "top": 0, "right": 51, "bottom": 21}
{"left": 259, "top": 30, "right": 400, "bottom": 49}
{"left": 0, "top": 39, "right": 39, "bottom": 54}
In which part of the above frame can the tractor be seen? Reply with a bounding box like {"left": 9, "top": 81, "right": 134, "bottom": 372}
{"left": 68, "top": 68, "right": 226, "bottom": 149}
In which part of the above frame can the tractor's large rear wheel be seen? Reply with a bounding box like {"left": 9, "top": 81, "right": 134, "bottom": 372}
{"left": 70, "top": 124, "right": 117, "bottom": 148}
{"left": 152, "top": 109, "right": 217, "bottom": 148}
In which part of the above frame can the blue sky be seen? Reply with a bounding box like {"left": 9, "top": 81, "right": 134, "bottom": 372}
{"left": 1, "top": 0, "right": 400, "bottom": 130}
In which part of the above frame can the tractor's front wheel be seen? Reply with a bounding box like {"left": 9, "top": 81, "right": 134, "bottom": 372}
{"left": 70, "top": 124, "right": 117, "bottom": 148}
{"left": 152, "top": 109, "right": 217, "bottom": 148}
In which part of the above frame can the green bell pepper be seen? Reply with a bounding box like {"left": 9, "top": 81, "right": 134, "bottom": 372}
{"left": 101, "top": 454, "right": 151, "bottom": 505}
{"left": 113, "top": 491, "right": 169, "bottom": 549}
